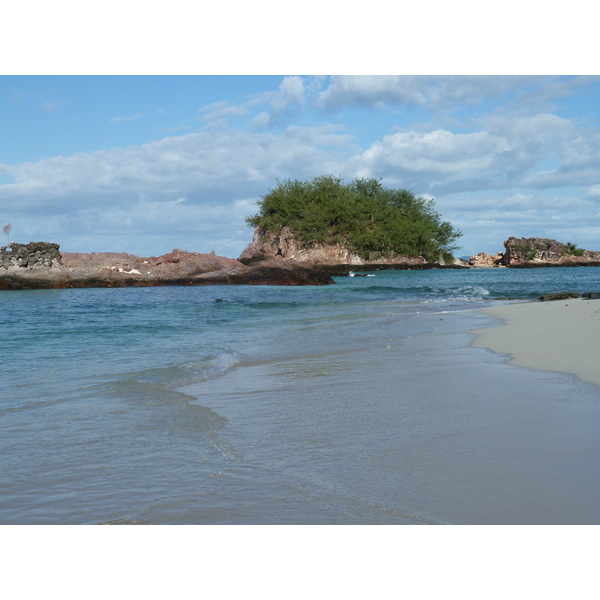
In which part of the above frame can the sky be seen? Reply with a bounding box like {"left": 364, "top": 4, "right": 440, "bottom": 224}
{"left": 2, "top": 73, "right": 600, "bottom": 259}
{"left": 1, "top": 2, "right": 599, "bottom": 261}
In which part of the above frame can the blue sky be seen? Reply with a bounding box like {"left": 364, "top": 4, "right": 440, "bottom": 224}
{"left": 2, "top": 74, "right": 600, "bottom": 259}
{"left": 2, "top": 0, "right": 599, "bottom": 260}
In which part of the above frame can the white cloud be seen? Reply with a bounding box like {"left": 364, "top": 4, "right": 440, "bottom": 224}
{"left": 0, "top": 125, "right": 354, "bottom": 255}
{"left": 346, "top": 111, "right": 600, "bottom": 197}
{"left": 316, "top": 75, "right": 542, "bottom": 110}
{"left": 249, "top": 75, "right": 308, "bottom": 128}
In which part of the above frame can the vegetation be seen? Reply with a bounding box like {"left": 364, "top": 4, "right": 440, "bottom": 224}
{"left": 512, "top": 243, "right": 538, "bottom": 260}
{"left": 245, "top": 176, "right": 462, "bottom": 262}
{"left": 562, "top": 242, "right": 585, "bottom": 257}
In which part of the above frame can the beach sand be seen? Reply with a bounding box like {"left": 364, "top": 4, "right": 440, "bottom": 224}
{"left": 472, "top": 298, "right": 600, "bottom": 388}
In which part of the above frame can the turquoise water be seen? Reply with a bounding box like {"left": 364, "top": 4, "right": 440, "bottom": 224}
{"left": 2, "top": 267, "right": 600, "bottom": 524}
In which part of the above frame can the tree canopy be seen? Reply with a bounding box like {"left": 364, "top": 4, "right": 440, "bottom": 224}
{"left": 246, "top": 175, "right": 462, "bottom": 262}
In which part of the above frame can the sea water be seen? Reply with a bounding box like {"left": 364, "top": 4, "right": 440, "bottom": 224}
{"left": 2, "top": 267, "right": 600, "bottom": 524}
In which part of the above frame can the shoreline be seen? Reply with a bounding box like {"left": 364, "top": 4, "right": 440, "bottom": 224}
{"left": 471, "top": 298, "right": 600, "bottom": 388}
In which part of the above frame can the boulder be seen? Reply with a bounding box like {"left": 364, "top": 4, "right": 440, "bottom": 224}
{"left": 469, "top": 252, "right": 503, "bottom": 267}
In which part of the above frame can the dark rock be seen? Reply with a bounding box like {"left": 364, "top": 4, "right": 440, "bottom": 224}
{"left": 582, "top": 292, "right": 600, "bottom": 299}
{"left": 1, "top": 242, "right": 62, "bottom": 269}
{"left": 536, "top": 291, "right": 581, "bottom": 302}
{"left": 196, "top": 260, "right": 334, "bottom": 286}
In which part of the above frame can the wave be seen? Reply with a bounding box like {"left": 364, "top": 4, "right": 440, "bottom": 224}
{"left": 422, "top": 285, "right": 491, "bottom": 303}
{"left": 90, "top": 350, "right": 238, "bottom": 406}
{"left": 129, "top": 350, "right": 238, "bottom": 388}
{"left": 345, "top": 283, "right": 492, "bottom": 303}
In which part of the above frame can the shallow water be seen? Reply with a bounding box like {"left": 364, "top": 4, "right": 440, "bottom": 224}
{"left": 1, "top": 267, "right": 600, "bottom": 524}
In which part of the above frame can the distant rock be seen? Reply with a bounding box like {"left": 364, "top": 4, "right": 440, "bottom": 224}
{"left": 467, "top": 237, "right": 600, "bottom": 268}
{"left": 502, "top": 237, "right": 600, "bottom": 266}
{"left": 0, "top": 242, "right": 334, "bottom": 289}
{"left": 469, "top": 252, "right": 503, "bottom": 267}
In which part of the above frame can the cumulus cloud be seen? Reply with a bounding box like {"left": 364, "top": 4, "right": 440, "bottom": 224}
{"left": 508, "top": 75, "right": 600, "bottom": 113}
{"left": 0, "top": 124, "right": 355, "bottom": 254}
{"left": 198, "top": 77, "right": 308, "bottom": 131}
{"left": 316, "top": 75, "right": 542, "bottom": 110}
{"left": 250, "top": 75, "right": 307, "bottom": 128}
{"left": 345, "top": 111, "right": 600, "bottom": 197}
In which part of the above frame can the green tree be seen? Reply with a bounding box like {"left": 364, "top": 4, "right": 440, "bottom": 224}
{"left": 246, "top": 176, "right": 462, "bottom": 262}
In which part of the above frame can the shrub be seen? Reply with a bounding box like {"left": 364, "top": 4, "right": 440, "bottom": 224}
{"left": 561, "top": 242, "right": 585, "bottom": 257}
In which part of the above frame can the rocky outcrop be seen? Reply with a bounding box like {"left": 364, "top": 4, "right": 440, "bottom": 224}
{"left": 469, "top": 252, "right": 504, "bottom": 267}
{"left": 1, "top": 242, "right": 63, "bottom": 269}
{"left": 0, "top": 242, "right": 334, "bottom": 289}
{"left": 467, "top": 238, "right": 600, "bottom": 268}
{"left": 502, "top": 237, "right": 600, "bottom": 266}
{"left": 238, "top": 226, "right": 457, "bottom": 268}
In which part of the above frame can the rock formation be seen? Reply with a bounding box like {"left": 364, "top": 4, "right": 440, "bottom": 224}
{"left": 1, "top": 242, "right": 63, "bottom": 269}
{"left": 468, "top": 252, "right": 504, "bottom": 268}
{"left": 0, "top": 242, "right": 334, "bottom": 290}
{"left": 502, "top": 237, "right": 600, "bottom": 266}
{"left": 238, "top": 226, "right": 462, "bottom": 268}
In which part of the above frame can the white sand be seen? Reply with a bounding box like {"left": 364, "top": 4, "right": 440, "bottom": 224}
{"left": 472, "top": 298, "right": 600, "bottom": 388}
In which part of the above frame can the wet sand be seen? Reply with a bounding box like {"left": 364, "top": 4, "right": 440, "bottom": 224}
{"left": 472, "top": 298, "right": 600, "bottom": 388}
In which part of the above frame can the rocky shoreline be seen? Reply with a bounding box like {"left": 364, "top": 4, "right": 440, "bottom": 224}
{"left": 2, "top": 233, "right": 600, "bottom": 290}
{"left": 0, "top": 242, "right": 334, "bottom": 290}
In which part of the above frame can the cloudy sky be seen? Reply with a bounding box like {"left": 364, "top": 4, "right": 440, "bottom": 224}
{"left": 2, "top": 73, "right": 600, "bottom": 259}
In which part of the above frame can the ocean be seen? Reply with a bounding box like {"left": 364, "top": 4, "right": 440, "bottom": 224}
{"left": 2, "top": 266, "right": 600, "bottom": 525}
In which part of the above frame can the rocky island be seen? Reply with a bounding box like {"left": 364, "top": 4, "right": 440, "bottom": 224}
{"left": 239, "top": 175, "right": 466, "bottom": 273}
{"left": 469, "top": 237, "right": 600, "bottom": 268}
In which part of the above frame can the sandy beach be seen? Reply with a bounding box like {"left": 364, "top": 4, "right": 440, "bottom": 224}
{"left": 472, "top": 298, "right": 600, "bottom": 388}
